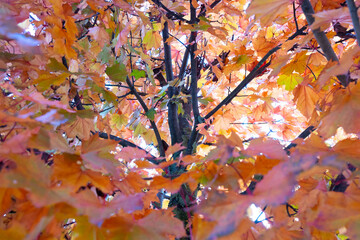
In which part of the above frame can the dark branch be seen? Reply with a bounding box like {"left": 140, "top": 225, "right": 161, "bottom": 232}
{"left": 346, "top": 0, "right": 360, "bottom": 46}
{"left": 284, "top": 125, "right": 315, "bottom": 153}
{"left": 95, "top": 131, "right": 162, "bottom": 165}
{"left": 204, "top": 23, "right": 309, "bottom": 120}
{"left": 204, "top": 46, "right": 277, "bottom": 120}
{"left": 162, "top": 21, "right": 182, "bottom": 145}
{"left": 186, "top": 0, "right": 201, "bottom": 155}
{"left": 125, "top": 76, "right": 165, "bottom": 156}
{"left": 152, "top": 0, "right": 192, "bottom": 24}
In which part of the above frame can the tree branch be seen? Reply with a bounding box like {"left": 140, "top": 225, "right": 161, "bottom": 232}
{"left": 346, "top": 0, "right": 360, "bottom": 46}
{"left": 178, "top": 33, "right": 196, "bottom": 83}
{"left": 204, "top": 46, "right": 278, "bottom": 120}
{"left": 203, "top": 24, "right": 308, "bottom": 120}
{"left": 163, "top": 21, "right": 182, "bottom": 145}
{"left": 301, "top": 0, "right": 348, "bottom": 86}
{"left": 95, "top": 131, "right": 162, "bottom": 164}
{"left": 125, "top": 76, "right": 165, "bottom": 157}
{"left": 210, "top": 0, "right": 221, "bottom": 9}
{"left": 284, "top": 125, "right": 315, "bottom": 153}
{"left": 152, "top": 0, "right": 192, "bottom": 24}
{"left": 186, "top": 0, "right": 200, "bottom": 155}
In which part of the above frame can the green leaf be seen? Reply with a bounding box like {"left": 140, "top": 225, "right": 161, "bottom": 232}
{"left": 277, "top": 73, "right": 303, "bottom": 91}
{"left": 177, "top": 102, "right": 184, "bottom": 115}
{"left": 198, "top": 97, "right": 213, "bottom": 105}
{"left": 146, "top": 64, "right": 155, "bottom": 86}
{"left": 145, "top": 108, "right": 156, "bottom": 121}
{"left": 98, "top": 46, "right": 112, "bottom": 64}
{"left": 47, "top": 58, "right": 68, "bottom": 72}
{"left": 105, "top": 62, "right": 128, "bottom": 82}
{"left": 131, "top": 69, "right": 146, "bottom": 80}
{"left": 134, "top": 123, "right": 147, "bottom": 137}
{"left": 92, "top": 84, "right": 118, "bottom": 106}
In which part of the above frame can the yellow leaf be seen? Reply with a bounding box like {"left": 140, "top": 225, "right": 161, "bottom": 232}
{"left": 281, "top": 51, "right": 309, "bottom": 75}
{"left": 277, "top": 73, "right": 303, "bottom": 91}
{"left": 143, "top": 30, "right": 162, "bottom": 50}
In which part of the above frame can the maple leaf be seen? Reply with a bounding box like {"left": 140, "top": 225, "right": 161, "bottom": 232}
{"left": 280, "top": 51, "right": 309, "bottom": 75}
{"left": 277, "top": 73, "right": 303, "bottom": 91}
{"left": 143, "top": 30, "right": 162, "bottom": 50}
{"left": 247, "top": 0, "right": 289, "bottom": 27}
{"left": 81, "top": 135, "right": 119, "bottom": 175}
{"left": 253, "top": 163, "right": 296, "bottom": 206}
{"left": 0, "top": 154, "right": 72, "bottom": 207}
{"left": 105, "top": 62, "right": 128, "bottom": 83}
{"left": 88, "top": 26, "right": 110, "bottom": 48}
{"left": 311, "top": 7, "right": 352, "bottom": 31}
{"left": 293, "top": 83, "right": 320, "bottom": 119}
{"left": 331, "top": 139, "right": 360, "bottom": 167}
{"left": 72, "top": 189, "right": 144, "bottom": 224}
{"left": 116, "top": 146, "right": 152, "bottom": 163}
{"left": 115, "top": 22, "right": 131, "bottom": 55}
{"left": 101, "top": 210, "right": 186, "bottom": 239}
{"left": 52, "top": 154, "right": 113, "bottom": 193}
{"left": 244, "top": 138, "right": 287, "bottom": 160}
{"left": 151, "top": 172, "right": 197, "bottom": 193}
{"left": 61, "top": 116, "right": 95, "bottom": 140}
{"left": 196, "top": 190, "right": 250, "bottom": 238}
{"left": 318, "top": 83, "right": 360, "bottom": 138}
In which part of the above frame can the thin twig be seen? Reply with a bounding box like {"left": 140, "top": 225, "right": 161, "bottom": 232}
{"left": 125, "top": 76, "right": 165, "bottom": 157}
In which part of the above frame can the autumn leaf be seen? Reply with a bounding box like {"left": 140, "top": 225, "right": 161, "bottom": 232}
{"left": 143, "top": 30, "right": 162, "bottom": 50}
{"left": 116, "top": 146, "right": 152, "bottom": 163}
{"left": 145, "top": 107, "right": 156, "bottom": 121}
{"left": 52, "top": 154, "right": 113, "bottom": 193}
{"left": 105, "top": 61, "right": 128, "bottom": 83}
{"left": 244, "top": 138, "right": 287, "bottom": 160}
{"left": 247, "top": 0, "right": 289, "bottom": 26}
{"left": 318, "top": 83, "right": 360, "bottom": 138}
{"left": 196, "top": 191, "right": 250, "bottom": 238}
{"left": 293, "top": 83, "right": 320, "bottom": 119}
{"left": 62, "top": 116, "right": 95, "bottom": 140}
{"left": 331, "top": 139, "right": 360, "bottom": 167}
{"left": 115, "top": 22, "right": 131, "bottom": 55}
{"left": 4, "top": 0, "right": 360, "bottom": 238}
{"left": 102, "top": 210, "right": 186, "bottom": 239}
{"left": 151, "top": 173, "right": 192, "bottom": 193}
{"left": 72, "top": 190, "right": 144, "bottom": 224}
{"left": 88, "top": 26, "right": 110, "bottom": 48}
{"left": 277, "top": 73, "right": 303, "bottom": 91}
{"left": 253, "top": 163, "right": 296, "bottom": 206}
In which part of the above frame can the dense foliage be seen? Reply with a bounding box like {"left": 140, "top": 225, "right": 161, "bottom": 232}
{"left": 1, "top": 0, "right": 360, "bottom": 239}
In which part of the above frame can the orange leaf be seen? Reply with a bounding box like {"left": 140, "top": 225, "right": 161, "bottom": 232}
{"left": 293, "top": 83, "right": 320, "bottom": 119}
{"left": 244, "top": 138, "right": 287, "bottom": 160}
{"left": 318, "top": 84, "right": 360, "bottom": 138}
{"left": 247, "top": 0, "right": 289, "bottom": 27}
{"left": 62, "top": 116, "right": 95, "bottom": 140}
{"left": 52, "top": 154, "right": 113, "bottom": 193}
{"left": 253, "top": 163, "right": 296, "bottom": 206}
